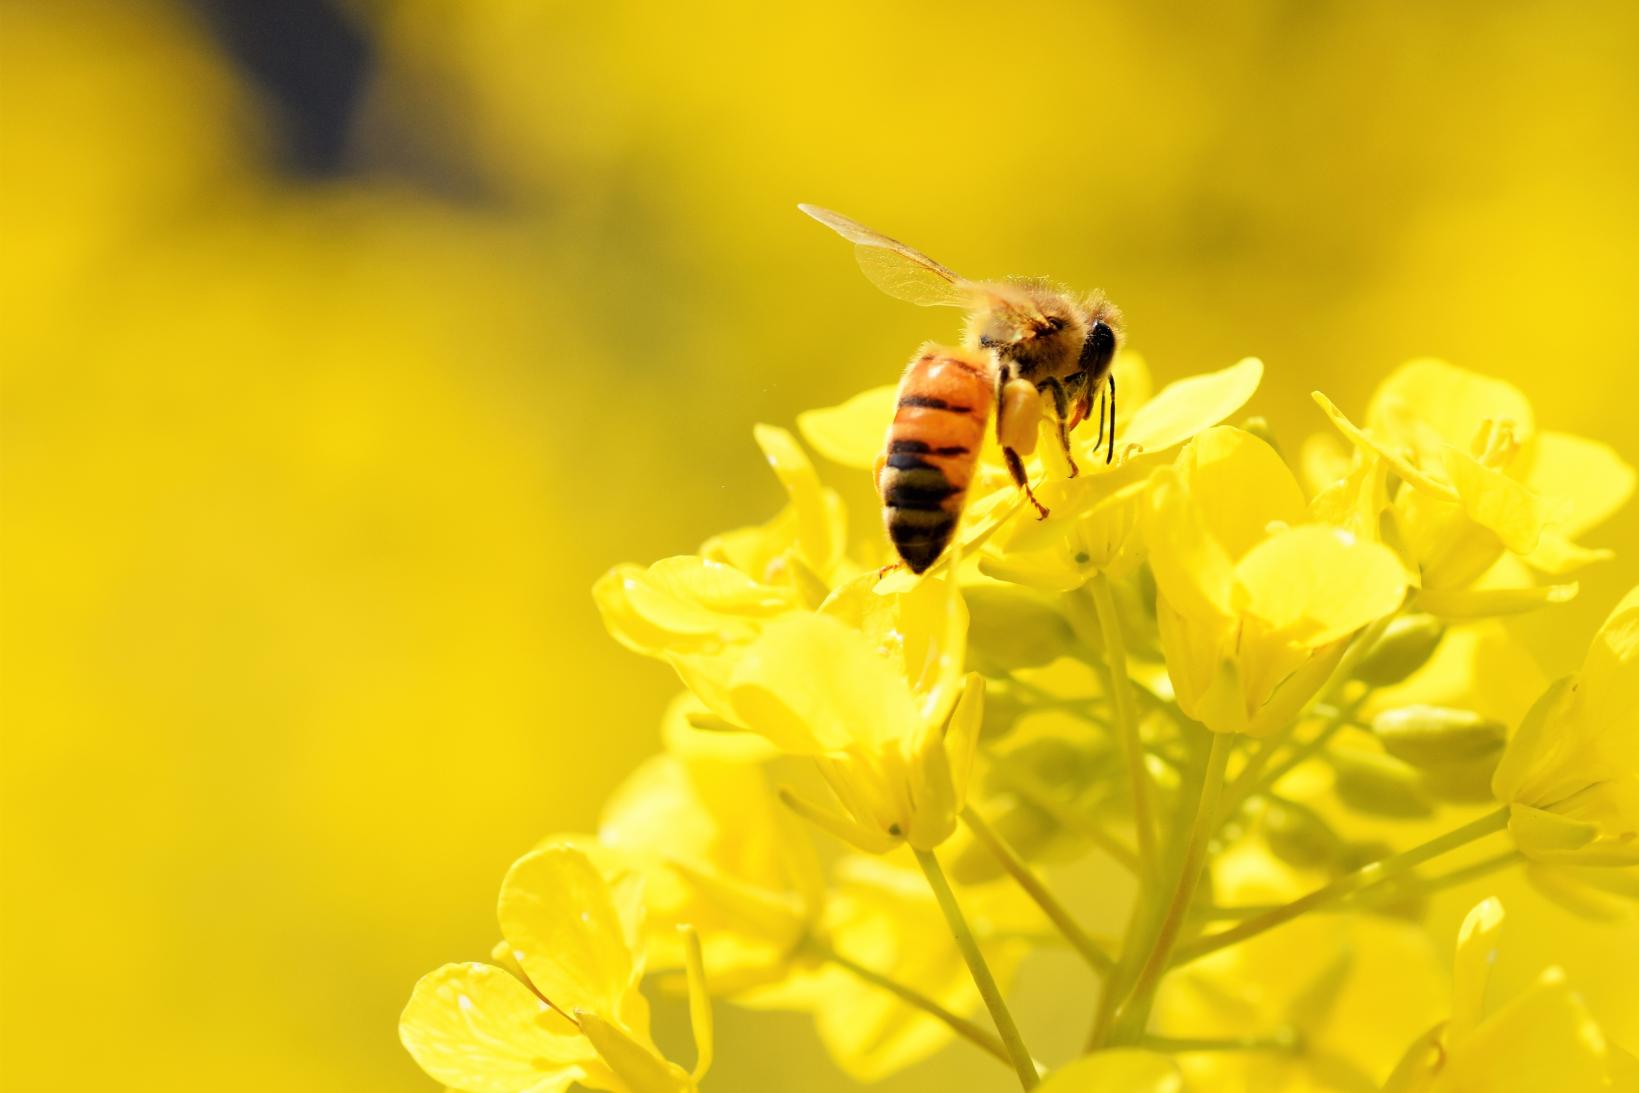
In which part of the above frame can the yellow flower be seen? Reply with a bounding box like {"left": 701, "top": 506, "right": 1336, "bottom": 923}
{"left": 1383, "top": 898, "right": 1639, "bottom": 1092}
{"left": 596, "top": 696, "right": 824, "bottom": 990}
{"left": 756, "top": 574, "right": 983, "bottom": 852}
{"left": 1142, "top": 426, "right": 1408, "bottom": 736}
{"left": 400, "top": 845, "right": 712, "bottom": 1093}
{"left": 1314, "top": 359, "right": 1634, "bottom": 617}
{"left": 1492, "top": 585, "right": 1639, "bottom": 864}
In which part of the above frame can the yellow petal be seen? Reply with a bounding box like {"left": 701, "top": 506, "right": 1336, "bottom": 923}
{"left": 1177, "top": 426, "right": 1307, "bottom": 558}
{"left": 576, "top": 1011, "right": 693, "bottom": 1093}
{"left": 400, "top": 963, "right": 590, "bottom": 1093}
{"left": 1366, "top": 358, "right": 1534, "bottom": 466}
{"left": 751, "top": 424, "right": 838, "bottom": 569}
{"left": 1506, "top": 803, "right": 1601, "bottom": 860}
{"left": 1313, "top": 389, "right": 1458, "bottom": 499}
{"left": 593, "top": 557, "right": 796, "bottom": 656}
{"left": 822, "top": 571, "right": 969, "bottom": 726}
{"left": 1442, "top": 446, "right": 1546, "bottom": 554}
{"left": 944, "top": 674, "right": 984, "bottom": 808}
{"left": 498, "top": 847, "right": 637, "bottom": 1018}
{"left": 1415, "top": 580, "right": 1577, "bottom": 619}
{"left": 728, "top": 613, "right": 920, "bottom": 753}
{"left": 796, "top": 385, "right": 897, "bottom": 469}
{"left": 1308, "top": 449, "right": 1391, "bottom": 543}
{"left": 1121, "top": 356, "right": 1263, "bottom": 456}
{"left": 657, "top": 692, "right": 778, "bottom": 762}
{"left": 1449, "top": 897, "right": 1504, "bottom": 1045}
{"left": 1143, "top": 465, "right": 1237, "bottom": 624}
{"left": 679, "top": 925, "right": 713, "bottom": 1081}
{"left": 1235, "top": 525, "right": 1407, "bottom": 646}
{"left": 1442, "top": 968, "right": 1612, "bottom": 1092}
{"left": 1521, "top": 530, "right": 1613, "bottom": 575}
{"left": 1524, "top": 430, "right": 1636, "bottom": 540}
{"left": 1035, "top": 1049, "right": 1183, "bottom": 1092}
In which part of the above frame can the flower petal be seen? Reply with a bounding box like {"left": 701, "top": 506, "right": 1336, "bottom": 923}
{"left": 1524, "top": 430, "right": 1636, "bottom": 541}
{"left": 1313, "top": 390, "right": 1457, "bottom": 499}
{"left": 1122, "top": 357, "right": 1263, "bottom": 456}
{"left": 593, "top": 557, "right": 796, "bottom": 656}
{"left": 751, "top": 424, "right": 839, "bottom": 569}
{"left": 400, "top": 963, "right": 589, "bottom": 1093}
{"left": 728, "top": 613, "right": 919, "bottom": 753}
{"left": 1442, "top": 446, "right": 1546, "bottom": 554}
{"left": 1449, "top": 897, "right": 1504, "bottom": 1045}
{"left": 1414, "top": 581, "right": 1577, "bottom": 619}
{"left": 499, "top": 847, "right": 638, "bottom": 1019}
{"left": 1366, "top": 358, "right": 1534, "bottom": 465}
{"left": 1235, "top": 525, "right": 1407, "bottom": 647}
{"left": 1444, "top": 968, "right": 1613, "bottom": 1092}
{"left": 796, "top": 385, "right": 897, "bottom": 469}
{"left": 576, "top": 1011, "right": 692, "bottom": 1093}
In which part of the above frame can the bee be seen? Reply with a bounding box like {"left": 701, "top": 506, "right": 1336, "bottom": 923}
{"left": 800, "top": 204, "right": 1122, "bottom": 573}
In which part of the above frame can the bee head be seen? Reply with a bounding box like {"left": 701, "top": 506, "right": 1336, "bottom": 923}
{"left": 971, "top": 287, "right": 1085, "bottom": 376}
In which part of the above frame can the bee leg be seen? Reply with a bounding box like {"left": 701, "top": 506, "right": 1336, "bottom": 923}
{"left": 1004, "top": 447, "right": 1050, "bottom": 520}
{"left": 1040, "top": 378, "right": 1080, "bottom": 479}
{"left": 1105, "top": 373, "right": 1116, "bottom": 464}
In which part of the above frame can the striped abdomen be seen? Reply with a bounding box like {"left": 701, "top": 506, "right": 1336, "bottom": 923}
{"left": 879, "top": 347, "right": 994, "bottom": 573}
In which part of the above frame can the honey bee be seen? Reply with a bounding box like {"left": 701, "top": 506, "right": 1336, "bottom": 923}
{"left": 800, "top": 204, "right": 1122, "bottom": 573}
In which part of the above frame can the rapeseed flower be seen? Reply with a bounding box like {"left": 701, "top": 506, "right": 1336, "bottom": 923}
{"left": 414, "top": 352, "right": 1639, "bottom": 1092}
{"left": 1492, "top": 585, "right": 1639, "bottom": 864}
{"left": 1314, "top": 359, "right": 1634, "bottom": 617}
{"left": 1143, "top": 426, "right": 1407, "bottom": 736}
{"left": 596, "top": 697, "right": 823, "bottom": 987}
{"left": 1382, "top": 898, "right": 1639, "bottom": 1092}
{"left": 400, "top": 844, "right": 711, "bottom": 1093}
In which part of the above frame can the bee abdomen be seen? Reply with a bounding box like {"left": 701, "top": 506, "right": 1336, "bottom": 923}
{"left": 879, "top": 347, "right": 994, "bottom": 573}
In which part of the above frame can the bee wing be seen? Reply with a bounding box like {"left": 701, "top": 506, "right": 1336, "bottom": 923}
{"left": 799, "top": 204, "right": 977, "bottom": 309}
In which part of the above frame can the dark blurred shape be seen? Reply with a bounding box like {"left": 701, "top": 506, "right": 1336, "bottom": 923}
{"left": 190, "top": 0, "right": 372, "bottom": 175}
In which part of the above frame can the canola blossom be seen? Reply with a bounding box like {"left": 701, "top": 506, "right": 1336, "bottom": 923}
{"left": 405, "top": 352, "right": 1638, "bottom": 1090}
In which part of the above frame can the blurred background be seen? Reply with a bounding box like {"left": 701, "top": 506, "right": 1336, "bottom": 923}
{"left": 3, "top": 1, "right": 1637, "bottom": 1089}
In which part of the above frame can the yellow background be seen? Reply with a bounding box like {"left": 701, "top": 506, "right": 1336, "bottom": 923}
{"left": 4, "top": 1, "right": 1637, "bottom": 1089}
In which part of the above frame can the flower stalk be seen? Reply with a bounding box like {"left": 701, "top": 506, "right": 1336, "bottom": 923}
{"left": 1176, "top": 806, "right": 1511, "bottom": 965}
{"left": 914, "top": 847, "right": 1041, "bottom": 1089}
{"left": 1087, "top": 572, "right": 1160, "bottom": 880}
{"left": 961, "top": 805, "right": 1116, "bottom": 974}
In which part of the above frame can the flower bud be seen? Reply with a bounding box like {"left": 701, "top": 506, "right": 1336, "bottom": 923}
{"left": 1371, "top": 705, "right": 1505, "bottom": 768}
{"left": 1331, "top": 746, "right": 1435, "bottom": 817}
{"left": 1353, "top": 614, "right": 1446, "bottom": 685}
{"left": 1261, "top": 798, "right": 1343, "bottom": 870}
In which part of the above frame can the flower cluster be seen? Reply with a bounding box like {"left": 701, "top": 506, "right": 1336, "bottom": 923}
{"left": 404, "top": 353, "right": 1638, "bottom": 1091}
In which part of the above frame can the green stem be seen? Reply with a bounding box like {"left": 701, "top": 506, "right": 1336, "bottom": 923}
{"left": 1175, "top": 806, "right": 1511, "bottom": 965}
{"left": 814, "top": 940, "right": 1010, "bottom": 1066}
{"left": 914, "top": 847, "right": 1040, "bottom": 1089}
{"left": 1104, "top": 731, "right": 1234, "bottom": 1044}
{"left": 1088, "top": 573, "right": 1159, "bottom": 881}
{"left": 962, "top": 805, "right": 1116, "bottom": 974}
